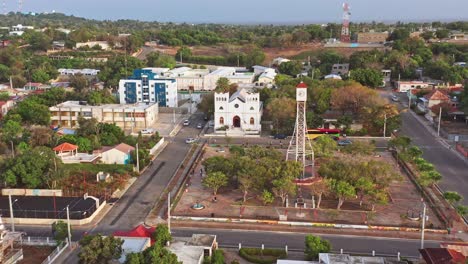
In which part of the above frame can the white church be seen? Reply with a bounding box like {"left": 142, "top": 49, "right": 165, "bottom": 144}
{"left": 214, "top": 88, "right": 263, "bottom": 135}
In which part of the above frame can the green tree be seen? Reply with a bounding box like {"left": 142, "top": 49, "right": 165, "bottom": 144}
{"left": 435, "top": 29, "right": 450, "bottom": 39}
{"left": 278, "top": 61, "right": 303, "bottom": 76}
{"left": 198, "top": 93, "right": 215, "bottom": 117}
{"left": 355, "top": 177, "right": 374, "bottom": 207}
{"left": 388, "top": 28, "right": 410, "bottom": 41}
{"left": 211, "top": 250, "right": 225, "bottom": 264}
{"left": 12, "top": 99, "right": 50, "bottom": 125}
{"left": 305, "top": 179, "right": 330, "bottom": 209}
{"left": 52, "top": 221, "right": 70, "bottom": 246}
{"left": 456, "top": 205, "right": 468, "bottom": 217}
{"left": 214, "top": 77, "right": 230, "bottom": 93}
{"left": 176, "top": 46, "right": 192, "bottom": 61}
{"left": 304, "top": 235, "right": 331, "bottom": 260}
{"left": 313, "top": 136, "right": 337, "bottom": 158}
{"left": 202, "top": 172, "right": 229, "bottom": 196}
{"left": 238, "top": 172, "right": 255, "bottom": 203}
{"left": 330, "top": 179, "right": 356, "bottom": 210}
{"left": 350, "top": 68, "right": 383, "bottom": 87}
{"left": 79, "top": 234, "right": 124, "bottom": 264}
{"left": 24, "top": 31, "right": 52, "bottom": 51}
{"left": 368, "top": 189, "right": 388, "bottom": 211}
{"left": 443, "top": 191, "right": 463, "bottom": 205}
{"left": 265, "top": 97, "right": 296, "bottom": 135}
{"left": 0, "top": 92, "right": 9, "bottom": 101}
{"left": 152, "top": 224, "right": 172, "bottom": 247}
{"left": 272, "top": 169, "right": 298, "bottom": 205}
{"left": 407, "top": 146, "right": 423, "bottom": 160}
{"left": 388, "top": 136, "right": 411, "bottom": 152}
{"left": 77, "top": 117, "right": 98, "bottom": 137}
{"left": 31, "top": 69, "right": 50, "bottom": 83}
{"left": 260, "top": 189, "right": 274, "bottom": 206}
{"left": 342, "top": 141, "right": 375, "bottom": 156}
{"left": 69, "top": 74, "right": 89, "bottom": 93}
{"left": 1, "top": 120, "right": 23, "bottom": 152}
{"left": 146, "top": 52, "right": 176, "bottom": 69}
{"left": 419, "top": 170, "right": 442, "bottom": 187}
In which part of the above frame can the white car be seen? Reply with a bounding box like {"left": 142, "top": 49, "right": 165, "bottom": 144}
{"left": 183, "top": 119, "right": 190, "bottom": 126}
{"left": 140, "top": 128, "right": 155, "bottom": 134}
{"left": 185, "top": 138, "right": 196, "bottom": 144}
{"left": 196, "top": 123, "right": 203, "bottom": 129}
{"left": 391, "top": 95, "right": 399, "bottom": 102}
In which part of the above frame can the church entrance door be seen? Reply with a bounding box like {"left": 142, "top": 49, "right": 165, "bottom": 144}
{"left": 233, "top": 116, "right": 241, "bottom": 128}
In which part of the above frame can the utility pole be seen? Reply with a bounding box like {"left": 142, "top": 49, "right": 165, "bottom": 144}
{"left": 384, "top": 113, "right": 387, "bottom": 138}
{"left": 66, "top": 206, "right": 71, "bottom": 244}
{"left": 10, "top": 141, "right": 14, "bottom": 157}
{"left": 437, "top": 107, "right": 442, "bottom": 137}
{"left": 8, "top": 194, "right": 16, "bottom": 232}
{"left": 173, "top": 108, "right": 176, "bottom": 124}
{"left": 167, "top": 192, "right": 171, "bottom": 234}
{"left": 136, "top": 143, "right": 140, "bottom": 172}
{"left": 408, "top": 94, "right": 411, "bottom": 110}
{"left": 420, "top": 202, "right": 427, "bottom": 249}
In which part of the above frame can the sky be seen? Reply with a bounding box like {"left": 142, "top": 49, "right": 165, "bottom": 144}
{"left": 7, "top": 0, "right": 468, "bottom": 24}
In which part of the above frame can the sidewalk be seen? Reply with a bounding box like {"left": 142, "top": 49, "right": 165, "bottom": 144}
{"left": 172, "top": 220, "right": 458, "bottom": 242}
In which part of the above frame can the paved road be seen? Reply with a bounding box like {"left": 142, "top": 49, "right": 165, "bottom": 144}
{"left": 172, "top": 227, "right": 439, "bottom": 258}
{"left": 400, "top": 111, "right": 468, "bottom": 205}
{"left": 89, "top": 112, "right": 206, "bottom": 234}
{"left": 386, "top": 90, "right": 468, "bottom": 206}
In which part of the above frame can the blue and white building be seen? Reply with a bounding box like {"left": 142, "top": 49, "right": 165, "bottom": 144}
{"left": 119, "top": 69, "right": 178, "bottom": 107}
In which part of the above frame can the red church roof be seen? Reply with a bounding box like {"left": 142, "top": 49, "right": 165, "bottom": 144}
{"left": 53, "top": 142, "right": 78, "bottom": 152}
{"left": 296, "top": 82, "right": 308, "bottom": 89}
{"left": 113, "top": 224, "right": 156, "bottom": 244}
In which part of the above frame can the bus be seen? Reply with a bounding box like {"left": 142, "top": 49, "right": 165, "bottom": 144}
{"left": 307, "top": 128, "right": 341, "bottom": 140}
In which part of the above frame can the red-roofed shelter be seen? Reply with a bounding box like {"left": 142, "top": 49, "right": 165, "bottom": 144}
{"left": 53, "top": 143, "right": 78, "bottom": 156}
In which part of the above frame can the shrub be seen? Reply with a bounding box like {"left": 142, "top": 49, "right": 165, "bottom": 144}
{"left": 304, "top": 235, "right": 331, "bottom": 260}
{"left": 239, "top": 248, "right": 287, "bottom": 264}
{"left": 211, "top": 249, "right": 225, "bottom": 264}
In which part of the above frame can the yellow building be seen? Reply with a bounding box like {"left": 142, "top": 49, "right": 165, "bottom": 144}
{"left": 50, "top": 101, "right": 158, "bottom": 130}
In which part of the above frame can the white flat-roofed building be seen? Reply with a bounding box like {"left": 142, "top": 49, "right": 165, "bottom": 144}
{"left": 163, "top": 67, "right": 209, "bottom": 91}
{"left": 114, "top": 237, "right": 151, "bottom": 263}
{"left": 75, "top": 41, "right": 111, "bottom": 50}
{"left": 49, "top": 101, "right": 159, "bottom": 130}
{"left": 395, "top": 81, "right": 432, "bottom": 92}
{"left": 58, "top": 68, "right": 100, "bottom": 76}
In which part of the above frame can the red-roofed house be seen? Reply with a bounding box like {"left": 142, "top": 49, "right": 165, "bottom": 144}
{"left": 113, "top": 224, "right": 156, "bottom": 243}
{"left": 93, "top": 143, "right": 135, "bottom": 165}
{"left": 53, "top": 142, "right": 78, "bottom": 155}
{"left": 424, "top": 89, "right": 450, "bottom": 109}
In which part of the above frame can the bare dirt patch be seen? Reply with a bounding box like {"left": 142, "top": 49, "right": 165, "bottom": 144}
{"left": 18, "top": 246, "right": 55, "bottom": 264}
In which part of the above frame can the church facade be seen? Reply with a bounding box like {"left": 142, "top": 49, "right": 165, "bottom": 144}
{"left": 214, "top": 88, "right": 263, "bottom": 134}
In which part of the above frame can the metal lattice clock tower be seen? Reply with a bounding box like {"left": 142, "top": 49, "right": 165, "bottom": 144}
{"left": 286, "top": 82, "right": 315, "bottom": 179}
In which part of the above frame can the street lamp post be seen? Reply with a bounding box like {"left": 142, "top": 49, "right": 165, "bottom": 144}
{"left": 66, "top": 206, "right": 71, "bottom": 244}
{"left": 437, "top": 107, "right": 442, "bottom": 137}
{"left": 383, "top": 113, "right": 387, "bottom": 138}
{"left": 420, "top": 202, "right": 427, "bottom": 249}
{"left": 136, "top": 143, "right": 140, "bottom": 172}
{"left": 8, "top": 194, "right": 18, "bottom": 232}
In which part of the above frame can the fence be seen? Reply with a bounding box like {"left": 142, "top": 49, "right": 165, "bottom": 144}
{"left": 231, "top": 243, "right": 417, "bottom": 261}
{"left": 0, "top": 203, "right": 98, "bottom": 220}
{"left": 41, "top": 241, "right": 70, "bottom": 264}
{"left": 23, "top": 237, "right": 57, "bottom": 246}
{"left": 3, "top": 249, "right": 23, "bottom": 264}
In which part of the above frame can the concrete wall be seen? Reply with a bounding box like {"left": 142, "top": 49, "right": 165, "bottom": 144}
{"left": 2, "top": 189, "right": 63, "bottom": 197}
{"left": 149, "top": 138, "right": 165, "bottom": 155}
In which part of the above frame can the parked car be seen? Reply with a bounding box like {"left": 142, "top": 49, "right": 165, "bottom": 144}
{"left": 208, "top": 121, "right": 214, "bottom": 128}
{"left": 391, "top": 95, "right": 399, "bottom": 102}
{"left": 204, "top": 115, "right": 209, "bottom": 121}
{"left": 140, "top": 128, "right": 154, "bottom": 134}
{"left": 196, "top": 123, "right": 203, "bottom": 129}
{"left": 183, "top": 119, "right": 190, "bottom": 126}
{"left": 273, "top": 133, "right": 287, "bottom": 139}
{"left": 185, "top": 138, "right": 196, "bottom": 144}
{"left": 338, "top": 139, "right": 352, "bottom": 146}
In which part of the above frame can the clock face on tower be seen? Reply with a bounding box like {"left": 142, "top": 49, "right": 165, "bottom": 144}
{"left": 296, "top": 89, "right": 307, "bottom": 101}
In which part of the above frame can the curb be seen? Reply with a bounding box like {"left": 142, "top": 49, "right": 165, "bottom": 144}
{"left": 170, "top": 216, "right": 449, "bottom": 234}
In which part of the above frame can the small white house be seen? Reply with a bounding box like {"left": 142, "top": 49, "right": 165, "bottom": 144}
{"left": 94, "top": 143, "right": 135, "bottom": 165}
